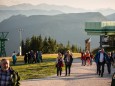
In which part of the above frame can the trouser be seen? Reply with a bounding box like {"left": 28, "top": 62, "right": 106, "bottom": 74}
{"left": 82, "top": 59, "right": 86, "bottom": 66}
{"left": 65, "top": 65, "right": 71, "bottom": 76}
{"left": 90, "top": 59, "right": 93, "bottom": 65}
{"left": 98, "top": 62, "right": 105, "bottom": 77}
{"left": 40, "top": 56, "right": 43, "bottom": 62}
{"left": 13, "top": 59, "right": 16, "bottom": 65}
{"left": 28, "top": 57, "right": 31, "bottom": 64}
{"left": 57, "top": 67, "right": 62, "bottom": 76}
{"left": 96, "top": 63, "right": 99, "bottom": 74}
{"left": 107, "top": 63, "right": 111, "bottom": 74}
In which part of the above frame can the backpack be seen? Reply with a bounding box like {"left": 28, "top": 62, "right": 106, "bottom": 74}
{"left": 10, "top": 68, "right": 20, "bottom": 86}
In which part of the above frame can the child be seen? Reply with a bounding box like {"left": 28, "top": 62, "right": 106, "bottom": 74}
{"left": 56, "top": 52, "right": 63, "bottom": 76}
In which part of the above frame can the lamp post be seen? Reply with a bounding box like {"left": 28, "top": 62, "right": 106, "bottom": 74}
{"left": 19, "top": 29, "right": 23, "bottom": 56}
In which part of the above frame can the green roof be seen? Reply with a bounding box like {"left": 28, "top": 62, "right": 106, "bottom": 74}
{"left": 85, "top": 21, "right": 115, "bottom": 35}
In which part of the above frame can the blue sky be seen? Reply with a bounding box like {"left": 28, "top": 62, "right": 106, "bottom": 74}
{"left": 0, "top": 0, "right": 115, "bottom": 10}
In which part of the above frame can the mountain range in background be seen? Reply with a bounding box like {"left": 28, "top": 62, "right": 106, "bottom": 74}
{"left": 0, "top": 3, "right": 115, "bottom": 22}
{"left": 106, "top": 13, "right": 115, "bottom": 21}
{"left": 0, "top": 12, "right": 107, "bottom": 55}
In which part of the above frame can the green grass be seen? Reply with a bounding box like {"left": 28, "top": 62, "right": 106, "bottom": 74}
{"left": 1, "top": 53, "right": 80, "bottom": 80}
{"left": 10, "top": 57, "right": 57, "bottom": 80}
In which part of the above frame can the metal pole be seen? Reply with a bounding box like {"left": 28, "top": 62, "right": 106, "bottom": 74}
{"left": 19, "top": 29, "right": 23, "bottom": 56}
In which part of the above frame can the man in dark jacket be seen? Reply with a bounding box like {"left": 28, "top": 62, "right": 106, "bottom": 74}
{"left": 94, "top": 48, "right": 107, "bottom": 77}
{"left": 0, "top": 59, "right": 20, "bottom": 86}
{"left": 64, "top": 50, "right": 73, "bottom": 76}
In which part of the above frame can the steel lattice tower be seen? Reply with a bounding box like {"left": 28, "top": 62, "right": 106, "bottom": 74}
{"left": 0, "top": 32, "right": 9, "bottom": 57}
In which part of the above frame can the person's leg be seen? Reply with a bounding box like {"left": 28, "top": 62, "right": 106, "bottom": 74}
{"left": 101, "top": 63, "right": 105, "bottom": 77}
{"left": 98, "top": 62, "right": 101, "bottom": 76}
{"left": 107, "top": 63, "right": 109, "bottom": 74}
{"left": 110, "top": 63, "right": 111, "bottom": 74}
{"left": 96, "top": 63, "right": 99, "bottom": 74}
{"left": 65, "top": 65, "right": 67, "bottom": 76}
{"left": 81, "top": 59, "right": 83, "bottom": 66}
{"left": 85, "top": 59, "right": 86, "bottom": 66}
{"left": 68, "top": 65, "right": 71, "bottom": 76}
{"left": 88, "top": 58, "right": 90, "bottom": 66}
{"left": 83, "top": 59, "right": 85, "bottom": 66}
{"left": 107, "top": 63, "right": 111, "bottom": 74}
{"left": 60, "top": 67, "right": 62, "bottom": 76}
{"left": 90, "top": 59, "right": 92, "bottom": 65}
{"left": 57, "top": 67, "right": 59, "bottom": 76}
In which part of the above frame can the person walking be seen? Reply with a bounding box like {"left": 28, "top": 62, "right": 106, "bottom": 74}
{"left": 90, "top": 52, "right": 94, "bottom": 65}
{"left": 81, "top": 50, "right": 86, "bottom": 66}
{"left": 28, "top": 52, "right": 31, "bottom": 64}
{"left": 36, "top": 51, "right": 40, "bottom": 63}
{"left": 85, "top": 50, "right": 91, "bottom": 66}
{"left": 97, "top": 48, "right": 107, "bottom": 77}
{"left": 55, "top": 52, "right": 63, "bottom": 76}
{"left": 39, "top": 51, "right": 43, "bottom": 62}
{"left": 12, "top": 51, "right": 17, "bottom": 65}
{"left": 106, "top": 52, "right": 114, "bottom": 74}
{"left": 64, "top": 50, "right": 73, "bottom": 76}
{"left": 94, "top": 49, "right": 100, "bottom": 74}
{"left": 24, "top": 53, "right": 28, "bottom": 64}
{"left": 0, "top": 59, "right": 20, "bottom": 86}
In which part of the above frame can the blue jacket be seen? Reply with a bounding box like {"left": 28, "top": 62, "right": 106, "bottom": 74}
{"left": 94, "top": 52, "right": 107, "bottom": 64}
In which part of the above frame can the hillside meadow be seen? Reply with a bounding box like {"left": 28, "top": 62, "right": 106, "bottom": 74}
{"left": 0, "top": 53, "right": 81, "bottom": 80}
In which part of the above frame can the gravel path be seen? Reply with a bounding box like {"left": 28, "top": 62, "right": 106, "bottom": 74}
{"left": 21, "top": 58, "right": 115, "bottom": 86}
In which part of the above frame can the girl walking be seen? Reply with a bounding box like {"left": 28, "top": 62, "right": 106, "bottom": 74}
{"left": 55, "top": 52, "right": 63, "bottom": 76}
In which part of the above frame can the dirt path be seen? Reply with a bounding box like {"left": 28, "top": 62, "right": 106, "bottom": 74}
{"left": 21, "top": 58, "right": 115, "bottom": 86}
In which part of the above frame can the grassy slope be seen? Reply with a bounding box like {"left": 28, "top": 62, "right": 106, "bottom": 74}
{"left": 0, "top": 53, "right": 81, "bottom": 80}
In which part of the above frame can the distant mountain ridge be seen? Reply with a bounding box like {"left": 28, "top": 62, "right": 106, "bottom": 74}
{"left": 106, "top": 13, "right": 115, "bottom": 21}
{"left": 0, "top": 3, "right": 115, "bottom": 22}
{"left": 0, "top": 12, "right": 107, "bottom": 55}
{"left": 0, "top": 3, "right": 87, "bottom": 13}
{"left": 0, "top": 9, "right": 64, "bottom": 22}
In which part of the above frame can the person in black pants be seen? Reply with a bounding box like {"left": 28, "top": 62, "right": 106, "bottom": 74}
{"left": 97, "top": 48, "right": 107, "bottom": 77}
{"left": 94, "top": 50, "right": 100, "bottom": 74}
{"left": 64, "top": 50, "right": 73, "bottom": 76}
{"left": 106, "top": 52, "right": 114, "bottom": 74}
{"left": 55, "top": 52, "right": 63, "bottom": 76}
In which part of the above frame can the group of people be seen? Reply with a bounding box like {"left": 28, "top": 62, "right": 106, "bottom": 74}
{"left": 12, "top": 50, "right": 43, "bottom": 65}
{"left": 24, "top": 50, "right": 43, "bottom": 64}
{"left": 81, "top": 50, "right": 94, "bottom": 66}
{"left": 55, "top": 50, "right": 73, "bottom": 76}
{"left": 0, "top": 48, "right": 115, "bottom": 86}
{"left": 81, "top": 48, "right": 115, "bottom": 78}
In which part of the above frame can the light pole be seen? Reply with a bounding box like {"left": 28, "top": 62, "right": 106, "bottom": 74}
{"left": 19, "top": 29, "right": 23, "bottom": 56}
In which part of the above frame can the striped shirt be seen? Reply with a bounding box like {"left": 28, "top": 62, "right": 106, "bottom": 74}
{"left": 0, "top": 68, "right": 12, "bottom": 86}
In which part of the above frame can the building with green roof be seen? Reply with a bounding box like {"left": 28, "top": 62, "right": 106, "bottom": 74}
{"left": 85, "top": 21, "right": 115, "bottom": 47}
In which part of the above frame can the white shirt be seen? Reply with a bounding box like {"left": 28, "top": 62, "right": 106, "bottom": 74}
{"left": 100, "top": 53, "right": 104, "bottom": 62}
{"left": 66, "top": 56, "right": 70, "bottom": 62}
